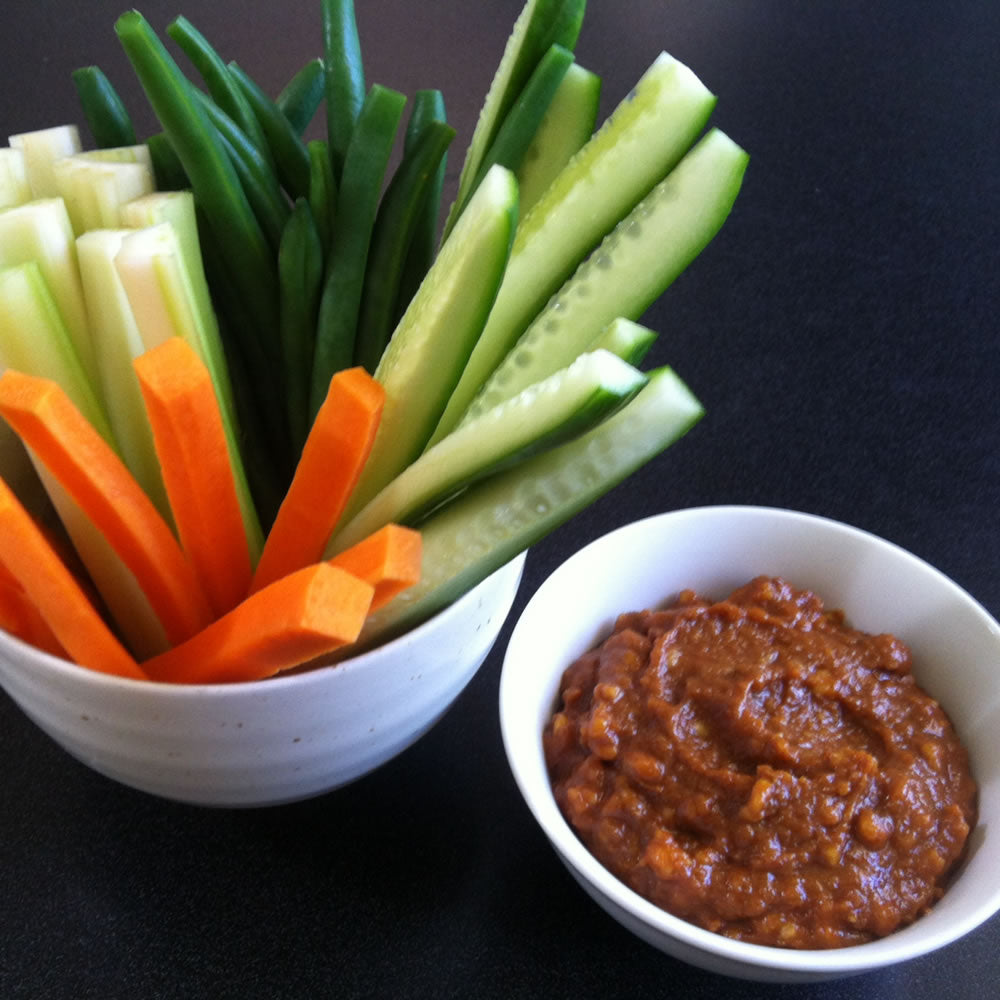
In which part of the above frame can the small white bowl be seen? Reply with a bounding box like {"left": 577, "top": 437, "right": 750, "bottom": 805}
{"left": 0, "top": 552, "right": 525, "bottom": 807}
{"left": 500, "top": 506, "right": 1000, "bottom": 983}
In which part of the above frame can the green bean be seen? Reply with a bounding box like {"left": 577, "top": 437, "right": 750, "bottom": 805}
{"left": 228, "top": 60, "right": 312, "bottom": 202}
{"left": 465, "top": 44, "right": 573, "bottom": 212}
{"left": 310, "top": 83, "right": 405, "bottom": 413}
{"left": 115, "top": 11, "right": 285, "bottom": 458}
{"left": 279, "top": 199, "right": 324, "bottom": 451}
{"left": 393, "top": 89, "right": 447, "bottom": 326}
{"left": 276, "top": 58, "right": 325, "bottom": 135}
{"left": 145, "top": 132, "right": 188, "bottom": 190}
{"left": 194, "top": 90, "right": 290, "bottom": 252}
{"left": 321, "top": 0, "right": 366, "bottom": 179}
{"left": 166, "top": 15, "right": 274, "bottom": 171}
{"left": 354, "top": 118, "right": 455, "bottom": 373}
{"left": 71, "top": 65, "right": 137, "bottom": 148}
{"left": 307, "top": 139, "right": 337, "bottom": 254}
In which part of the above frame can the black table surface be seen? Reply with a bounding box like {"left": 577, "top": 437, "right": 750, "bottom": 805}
{"left": 2, "top": 2, "right": 998, "bottom": 997}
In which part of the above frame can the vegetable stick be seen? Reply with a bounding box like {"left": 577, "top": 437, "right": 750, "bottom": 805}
{"left": 134, "top": 338, "right": 253, "bottom": 618}
{"left": 328, "top": 523, "right": 421, "bottom": 611}
{"left": 0, "top": 560, "right": 67, "bottom": 657}
{"left": 142, "top": 563, "right": 374, "bottom": 684}
{"left": 250, "top": 366, "right": 384, "bottom": 594}
{"left": 0, "top": 370, "right": 213, "bottom": 647}
{"left": 0, "top": 476, "right": 145, "bottom": 679}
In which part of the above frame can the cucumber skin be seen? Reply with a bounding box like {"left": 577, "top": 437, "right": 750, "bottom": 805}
{"left": 339, "top": 166, "right": 519, "bottom": 523}
{"left": 465, "top": 129, "right": 749, "bottom": 421}
{"left": 328, "top": 350, "right": 646, "bottom": 553}
{"left": 428, "top": 52, "right": 717, "bottom": 446}
{"left": 356, "top": 365, "right": 704, "bottom": 647}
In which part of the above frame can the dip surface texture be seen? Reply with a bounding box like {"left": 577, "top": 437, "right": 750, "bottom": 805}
{"left": 543, "top": 576, "right": 977, "bottom": 949}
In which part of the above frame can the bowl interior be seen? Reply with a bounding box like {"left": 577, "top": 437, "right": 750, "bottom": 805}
{"left": 500, "top": 505, "right": 1000, "bottom": 978}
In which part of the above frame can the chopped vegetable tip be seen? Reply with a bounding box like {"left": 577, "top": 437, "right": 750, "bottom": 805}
{"left": 0, "top": 0, "right": 746, "bottom": 681}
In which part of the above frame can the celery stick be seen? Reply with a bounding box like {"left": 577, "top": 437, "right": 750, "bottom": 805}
{"left": 0, "top": 198, "right": 99, "bottom": 388}
{"left": 119, "top": 190, "right": 238, "bottom": 437}
{"left": 72, "top": 144, "right": 153, "bottom": 171}
{"left": 0, "top": 262, "right": 112, "bottom": 443}
{"left": 34, "top": 462, "right": 170, "bottom": 659}
{"left": 8, "top": 125, "right": 82, "bottom": 198}
{"left": 52, "top": 156, "right": 154, "bottom": 234}
{"left": 76, "top": 230, "right": 170, "bottom": 518}
{"left": 0, "top": 148, "right": 31, "bottom": 209}
{"left": 113, "top": 222, "right": 264, "bottom": 558}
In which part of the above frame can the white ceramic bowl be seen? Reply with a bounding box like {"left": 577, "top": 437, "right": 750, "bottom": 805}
{"left": 500, "top": 506, "right": 1000, "bottom": 983}
{"left": 0, "top": 552, "right": 525, "bottom": 807}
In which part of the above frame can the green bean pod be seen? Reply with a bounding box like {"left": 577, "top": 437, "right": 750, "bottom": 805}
{"left": 276, "top": 58, "right": 325, "bottom": 134}
{"left": 228, "top": 60, "right": 312, "bottom": 203}
{"left": 166, "top": 15, "right": 275, "bottom": 171}
{"left": 393, "top": 89, "right": 448, "bottom": 326}
{"left": 194, "top": 90, "right": 290, "bottom": 251}
{"left": 354, "top": 118, "right": 456, "bottom": 374}
{"left": 307, "top": 139, "right": 337, "bottom": 255}
{"left": 278, "top": 198, "right": 324, "bottom": 452}
{"left": 310, "top": 83, "right": 406, "bottom": 413}
{"left": 145, "top": 132, "right": 188, "bottom": 190}
{"left": 115, "top": 11, "right": 285, "bottom": 460}
{"left": 72, "top": 65, "right": 138, "bottom": 148}
{"left": 321, "top": 0, "right": 366, "bottom": 179}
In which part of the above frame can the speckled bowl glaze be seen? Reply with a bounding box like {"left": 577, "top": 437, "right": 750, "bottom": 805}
{"left": 0, "top": 552, "right": 525, "bottom": 807}
{"left": 500, "top": 506, "right": 1000, "bottom": 982}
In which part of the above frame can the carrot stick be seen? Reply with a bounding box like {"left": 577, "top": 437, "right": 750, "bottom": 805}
{"left": 250, "top": 366, "right": 384, "bottom": 594}
{"left": 0, "top": 476, "right": 145, "bottom": 678}
{"left": 328, "top": 523, "right": 421, "bottom": 611}
{"left": 0, "top": 369, "right": 212, "bottom": 646}
{"left": 133, "top": 338, "right": 253, "bottom": 617}
{"left": 142, "top": 562, "right": 374, "bottom": 684}
{"left": 0, "top": 560, "right": 67, "bottom": 657}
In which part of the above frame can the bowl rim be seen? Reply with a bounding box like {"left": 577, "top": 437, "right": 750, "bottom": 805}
{"left": 500, "top": 504, "right": 1000, "bottom": 975}
{"left": 0, "top": 550, "right": 527, "bottom": 698}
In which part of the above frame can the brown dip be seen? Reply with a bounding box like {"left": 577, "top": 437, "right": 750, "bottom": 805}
{"left": 543, "top": 576, "right": 977, "bottom": 949}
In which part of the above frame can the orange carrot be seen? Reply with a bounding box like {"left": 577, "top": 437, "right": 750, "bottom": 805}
{"left": 0, "top": 560, "right": 67, "bottom": 657}
{"left": 142, "top": 563, "right": 374, "bottom": 684}
{"left": 250, "top": 367, "right": 384, "bottom": 594}
{"left": 328, "top": 523, "right": 422, "bottom": 611}
{"left": 0, "top": 476, "right": 145, "bottom": 678}
{"left": 133, "top": 338, "right": 252, "bottom": 618}
{"left": 0, "top": 370, "right": 212, "bottom": 646}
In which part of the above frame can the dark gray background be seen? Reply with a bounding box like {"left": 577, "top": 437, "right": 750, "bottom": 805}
{"left": 1, "top": 2, "right": 998, "bottom": 997}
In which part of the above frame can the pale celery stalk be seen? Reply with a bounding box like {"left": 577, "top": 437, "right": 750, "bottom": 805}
{"left": 0, "top": 262, "right": 112, "bottom": 442}
{"left": 113, "top": 222, "right": 264, "bottom": 559}
{"left": 53, "top": 156, "right": 154, "bottom": 234}
{"left": 73, "top": 144, "right": 154, "bottom": 172}
{"left": 76, "top": 229, "right": 170, "bottom": 518}
{"left": 0, "top": 198, "right": 100, "bottom": 387}
{"left": 8, "top": 125, "right": 82, "bottom": 198}
{"left": 0, "top": 147, "right": 32, "bottom": 209}
{"left": 119, "top": 191, "right": 238, "bottom": 439}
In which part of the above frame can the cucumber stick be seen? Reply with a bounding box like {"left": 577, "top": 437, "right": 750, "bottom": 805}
{"left": 516, "top": 60, "right": 600, "bottom": 216}
{"left": 327, "top": 349, "right": 648, "bottom": 553}
{"left": 338, "top": 164, "right": 519, "bottom": 524}
{"left": 427, "top": 51, "right": 717, "bottom": 446}
{"left": 462, "top": 128, "right": 749, "bottom": 421}
{"left": 443, "top": 0, "right": 585, "bottom": 237}
{"left": 0, "top": 198, "right": 99, "bottom": 388}
{"left": 355, "top": 365, "right": 704, "bottom": 647}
